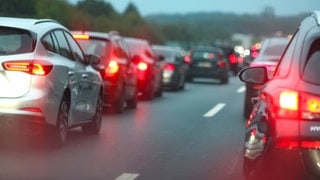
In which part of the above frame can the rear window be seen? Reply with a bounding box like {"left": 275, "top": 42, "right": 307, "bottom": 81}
{"left": 154, "top": 48, "right": 176, "bottom": 62}
{"left": 191, "top": 50, "right": 218, "bottom": 61}
{"left": 76, "top": 38, "right": 110, "bottom": 64}
{"left": 0, "top": 27, "right": 33, "bottom": 55}
{"left": 302, "top": 39, "right": 320, "bottom": 84}
{"left": 263, "top": 44, "right": 287, "bottom": 57}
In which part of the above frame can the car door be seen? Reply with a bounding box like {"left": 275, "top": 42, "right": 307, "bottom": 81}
{"left": 65, "top": 31, "right": 100, "bottom": 121}
{"left": 53, "top": 30, "right": 95, "bottom": 123}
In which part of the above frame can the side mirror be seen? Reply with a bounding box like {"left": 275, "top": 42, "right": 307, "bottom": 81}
{"left": 239, "top": 67, "right": 268, "bottom": 85}
{"left": 158, "top": 55, "right": 165, "bottom": 61}
{"left": 85, "top": 54, "right": 100, "bottom": 65}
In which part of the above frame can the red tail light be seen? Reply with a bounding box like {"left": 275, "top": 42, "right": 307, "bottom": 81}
{"left": 300, "top": 141, "right": 320, "bottom": 149}
{"left": 184, "top": 55, "right": 191, "bottom": 64}
{"left": 228, "top": 53, "right": 238, "bottom": 64}
{"left": 275, "top": 89, "right": 320, "bottom": 120}
{"left": 137, "top": 62, "right": 148, "bottom": 71}
{"left": 164, "top": 63, "right": 175, "bottom": 72}
{"left": 217, "top": 60, "right": 226, "bottom": 68}
{"left": 217, "top": 54, "right": 226, "bottom": 68}
{"left": 2, "top": 60, "right": 53, "bottom": 76}
{"left": 105, "top": 59, "right": 119, "bottom": 77}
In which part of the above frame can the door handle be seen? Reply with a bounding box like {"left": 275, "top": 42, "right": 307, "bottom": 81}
{"left": 68, "top": 71, "right": 74, "bottom": 77}
{"left": 82, "top": 74, "right": 88, "bottom": 79}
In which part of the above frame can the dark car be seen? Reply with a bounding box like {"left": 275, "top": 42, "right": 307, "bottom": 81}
{"left": 185, "top": 46, "right": 229, "bottom": 84}
{"left": 124, "top": 37, "right": 163, "bottom": 100}
{"left": 72, "top": 31, "right": 138, "bottom": 113}
{"left": 239, "top": 11, "right": 320, "bottom": 180}
{"left": 219, "top": 45, "right": 243, "bottom": 75}
{"left": 243, "top": 37, "right": 290, "bottom": 118}
{"left": 152, "top": 45, "right": 189, "bottom": 91}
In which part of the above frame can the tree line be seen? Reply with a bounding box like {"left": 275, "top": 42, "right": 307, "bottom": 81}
{"left": 0, "top": 0, "right": 307, "bottom": 47}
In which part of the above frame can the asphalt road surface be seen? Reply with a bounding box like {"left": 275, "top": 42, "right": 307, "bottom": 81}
{"left": 0, "top": 77, "right": 248, "bottom": 180}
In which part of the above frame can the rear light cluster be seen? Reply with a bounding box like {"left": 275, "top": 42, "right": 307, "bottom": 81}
{"left": 217, "top": 60, "right": 226, "bottom": 68}
{"left": 164, "top": 63, "right": 175, "bottom": 72}
{"left": 104, "top": 60, "right": 119, "bottom": 78}
{"left": 271, "top": 89, "right": 320, "bottom": 150}
{"left": 137, "top": 61, "right": 148, "bottom": 71}
{"left": 2, "top": 60, "right": 53, "bottom": 76}
{"left": 228, "top": 53, "right": 238, "bottom": 64}
{"left": 277, "top": 139, "right": 320, "bottom": 149}
{"left": 274, "top": 89, "right": 320, "bottom": 120}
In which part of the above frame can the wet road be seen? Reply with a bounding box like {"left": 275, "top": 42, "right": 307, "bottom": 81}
{"left": 0, "top": 76, "right": 247, "bottom": 180}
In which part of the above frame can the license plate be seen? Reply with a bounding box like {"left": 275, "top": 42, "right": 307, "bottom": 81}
{"left": 197, "top": 62, "right": 212, "bottom": 67}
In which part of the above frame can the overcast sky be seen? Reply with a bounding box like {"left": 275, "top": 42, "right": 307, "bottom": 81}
{"left": 69, "top": 0, "right": 320, "bottom": 16}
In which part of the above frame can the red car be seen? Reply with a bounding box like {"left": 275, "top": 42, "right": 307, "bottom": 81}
{"left": 73, "top": 31, "right": 139, "bottom": 113}
{"left": 243, "top": 37, "right": 290, "bottom": 118}
{"left": 240, "top": 11, "right": 320, "bottom": 179}
{"left": 124, "top": 37, "right": 164, "bottom": 100}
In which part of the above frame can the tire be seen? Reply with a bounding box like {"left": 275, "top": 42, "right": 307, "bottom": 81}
{"left": 127, "top": 89, "right": 138, "bottom": 109}
{"left": 112, "top": 88, "right": 126, "bottom": 114}
{"left": 52, "top": 94, "right": 70, "bottom": 148}
{"left": 155, "top": 84, "right": 163, "bottom": 97}
{"left": 82, "top": 92, "right": 103, "bottom": 134}
{"left": 220, "top": 77, "right": 229, "bottom": 84}
{"left": 244, "top": 85, "right": 254, "bottom": 118}
{"left": 143, "top": 81, "right": 155, "bottom": 100}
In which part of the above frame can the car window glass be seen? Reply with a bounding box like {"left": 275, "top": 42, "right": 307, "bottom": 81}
{"left": 76, "top": 39, "right": 109, "bottom": 65}
{"left": 263, "top": 44, "right": 287, "bottom": 57}
{"left": 64, "top": 32, "right": 84, "bottom": 62}
{"left": 0, "top": 28, "right": 33, "bottom": 54}
{"left": 302, "top": 39, "right": 320, "bottom": 84}
{"left": 53, "top": 30, "right": 73, "bottom": 60}
{"left": 114, "top": 43, "right": 126, "bottom": 59}
{"left": 273, "top": 33, "right": 297, "bottom": 78}
{"left": 192, "top": 51, "right": 217, "bottom": 61}
{"left": 42, "top": 32, "right": 58, "bottom": 53}
{"left": 118, "top": 40, "right": 130, "bottom": 60}
{"left": 145, "top": 49, "right": 153, "bottom": 58}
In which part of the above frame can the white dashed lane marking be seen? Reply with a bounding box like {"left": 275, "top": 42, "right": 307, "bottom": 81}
{"left": 203, "top": 103, "right": 226, "bottom": 117}
{"left": 115, "top": 173, "right": 139, "bottom": 180}
{"left": 237, "top": 86, "right": 246, "bottom": 93}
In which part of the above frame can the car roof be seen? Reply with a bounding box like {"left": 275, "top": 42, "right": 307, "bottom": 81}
{"left": 152, "top": 45, "right": 175, "bottom": 51}
{"left": 123, "top": 37, "right": 149, "bottom": 45}
{"left": 0, "top": 17, "right": 64, "bottom": 33}
{"left": 72, "top": 31, "right": 115, "bottom": 40}
{"left": 311, "top": 10, "right": 320, "bottom": 25}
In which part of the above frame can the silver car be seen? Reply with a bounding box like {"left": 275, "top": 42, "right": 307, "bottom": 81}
{"left": 0, "top": 17, "right": 104, "bottom": 147}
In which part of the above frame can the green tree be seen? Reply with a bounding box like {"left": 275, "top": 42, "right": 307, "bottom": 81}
{"left": 0, "top": 0, "right": 36, "bottom": 17}
{"left": 77, "top": 0, "right": 118, "bottom": 18}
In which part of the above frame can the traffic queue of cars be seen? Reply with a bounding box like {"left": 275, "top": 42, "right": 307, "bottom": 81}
{"left": 239, "top": 11, "right": 320, "bottom": 179}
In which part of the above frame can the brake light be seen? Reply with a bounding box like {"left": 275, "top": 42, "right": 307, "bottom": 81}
{"left": 301, "top": 141, "right": 320, "bottom": 149}
{"left": 228, "top": 53, "right": 237, "bottom": 64}
{"left": 164, "top": 64, "right": 175, "bottom": 71}
{"left": 105, "top": 60, "right": 119, "bottom": 75}
{"left": 275, "top": 89, "right": 320, "bottom": 120}
{"left": 301, "top": 92, "right": 320, "bottom": 119}
{"left": 2, "top": 60, "right": 53, "bottom": 76}
{"left": 184, "top": 55, "right": 191, "bottom": 64}
{"left": 279, "top": 91, "right": 298, "bottom": 110}
{"left": 73, "top": 34, "right": 90, "bottom": 40}
{"left": 137, "top": 62, "right": 148, "bottom": 71}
